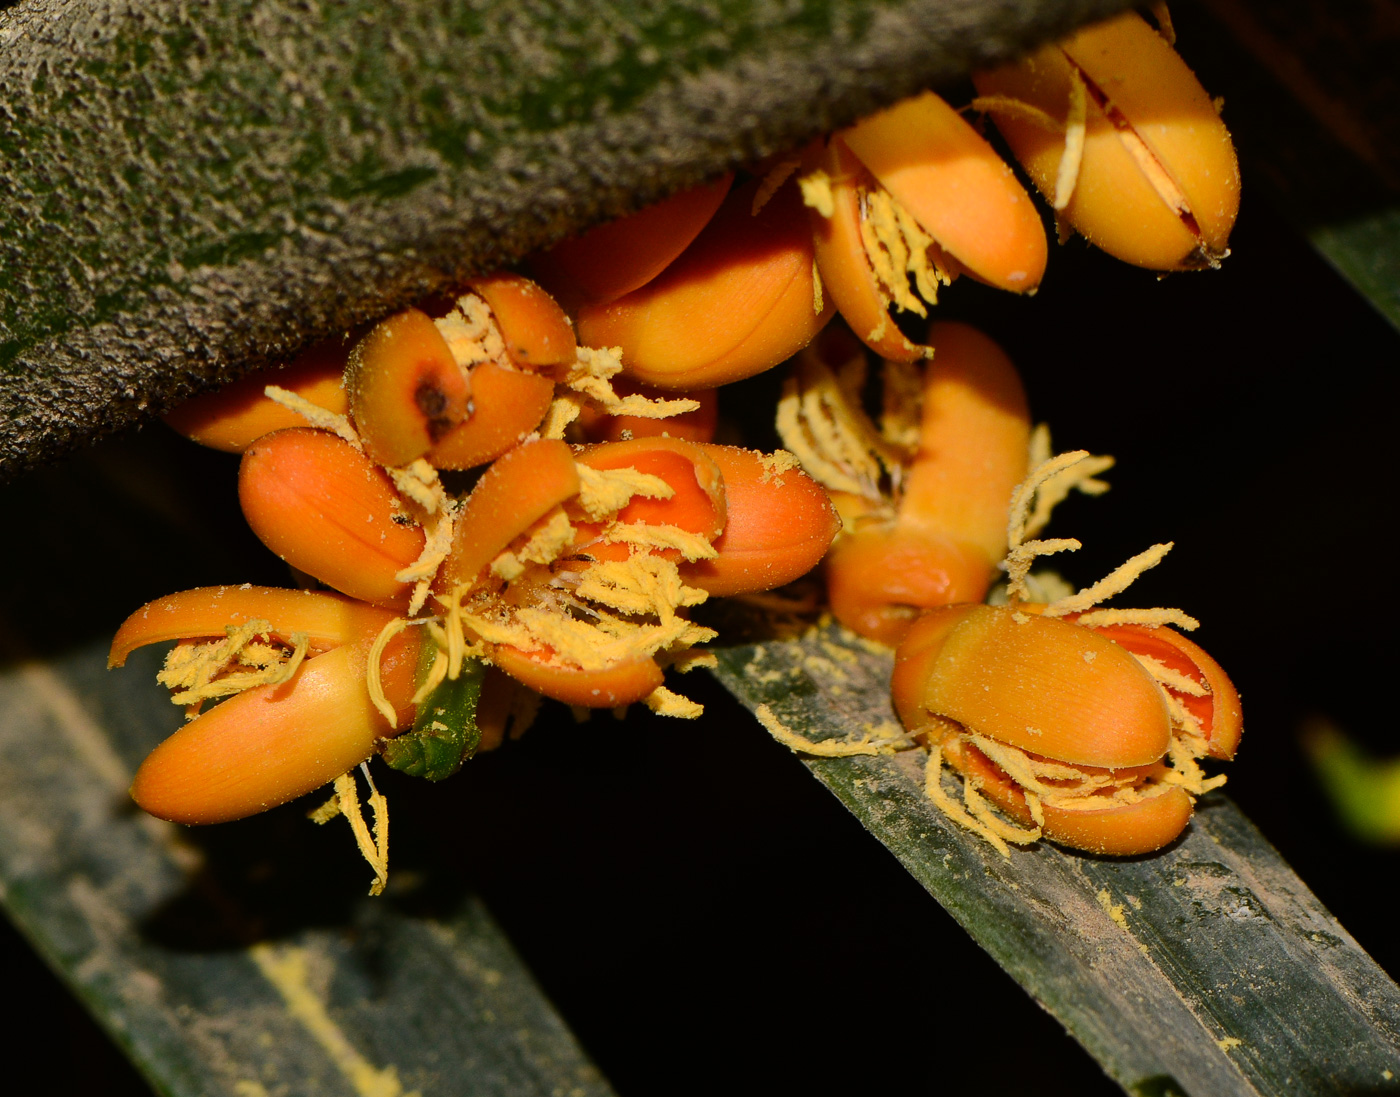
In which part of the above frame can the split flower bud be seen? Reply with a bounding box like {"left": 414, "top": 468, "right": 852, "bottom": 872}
{"left": 973, "top": 10, "right": 1240, "bottom": 270}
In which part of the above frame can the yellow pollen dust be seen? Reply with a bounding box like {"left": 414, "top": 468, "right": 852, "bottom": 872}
{"left": 438, "top": 450, "right": 722, "bottom": 719}
{"left": 435, "top": 293, "right": 506, "bottom": 368}
{"left": 797, "top": 170, "right": 835, "bottom": 219}
{"left": 776, "top": 346, "right": 901, "bottom": 501}
{"left": 644, "top": 685, "right": 704, "bottom": 720}
{"left": 575, "top": 463, "right": 674, "bottom": 520}
{"left": 490, "top": 508, "right": 576, "bottom": 581}
{"left": 858, "top": 186, "right": 950, "bottom": 316}
{"left": 158, "top": 619, "right": 309, "bottom": 708}
{"left": 758, "top": 449, "right": 802, "bottom": 484}
{"left": 562, "top": 344, "right": 700, "bottom": 422}
{"left": 599, "top": 522, "right": 717, "bottom": 561}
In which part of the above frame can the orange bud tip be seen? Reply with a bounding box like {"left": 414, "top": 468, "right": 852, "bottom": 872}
{"left": 109, "top": 586, "right": 396, "bottom": 669}
{"left": 239, "top": 428, "right": 425, "bottom": 608}
{"left": 131, "top": 634, "right": 418, "bottom": 825}
{"left": 163, "top": 337, "right": 351, "bottom": 453}
{"left": 840, "top": 91, "right": 1047, "bottom": 293}
{"left": 578, "top": 178, "right": 832, "bottom": 389}
{"left": 465, "top": 273, "right": 577, "bottom": 370}
{"left": 684, "top": 445, "right": 840, "bottom": 597}
{"left": 530, "top": 174, "right": 734, "bottom": 307}
{"left": 489, "top": 645, "right": 663, "bottom": 708}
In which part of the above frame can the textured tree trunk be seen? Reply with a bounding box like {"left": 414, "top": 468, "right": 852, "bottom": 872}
{"left": 0, "top": 0, "right": 1130, "bottom": 479}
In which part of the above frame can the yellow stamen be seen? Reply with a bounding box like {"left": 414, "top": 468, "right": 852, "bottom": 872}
{"left": 797, "top": 170, "right": 835, "bottom": 218}
{"left": 1043, "top": 542, "right": 1174, "bottom": 617}
{"left": 643, "top": 685, "right": 704, "bottom": 719}
{"left": 753, "top": 155, "right": 802, "bottom": 214}
{"left": 365, "top": 617, "right": 409, "bottom": 727}
{"left": 1053, "top": 69, "right": 1088, "bottom": 211}
{"left": 312, "top": 767, "right": 390, "bottom": 897}
{"left": 967, "top": 95, "right": 1066, "bottom": 134}
{"left": 158, "top": 620, "right": 309, "bottom": 707}
{"left": 264, "top": 385, "right": 362, "bottom": 450}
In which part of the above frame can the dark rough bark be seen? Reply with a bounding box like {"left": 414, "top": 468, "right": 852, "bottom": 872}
{"left": 0, "top": 0, "right": 1132, "bottom": 479}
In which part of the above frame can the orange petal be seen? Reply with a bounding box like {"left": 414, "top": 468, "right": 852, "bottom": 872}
{"left": 891, "top": 604, "right": 976, "bottom": 732}
{"left": 489, "top": 644, "right": 663, "bottom": 708}
{"left": 944, "top": 737, "right": 1193, "bottom": 855}
{"left": 683, "top": 445, "right": 840, "bottom": 597}
{"left": 426, "top": 361, "right": 555, "bottom": 470}
{"left": 436, "top": 438, "right": 581, "bottom": 595}
{"left": 824, "top": 526, "right": 993, "bottom": 646}
{"left": 900, "top": 321, "right": 1031, "bottom": 564}
{"left": 578, "top": 178, "right": 833, "bottom": 389}
{"left": 109, "top": 586, "right": 397, "bottom": 668}
{"left": 1087, "top": 621, "right": 1243, "bottom": 760}
{"left": 130, "top": 630, "right": 419, "bottom": 825}
{"left": 906, "top": 604, "right": 1172, "bottom": 768}
{"left": 806, "top": 139, "right": 929, "bottom": 361}
{"left": 465, "top": 272, "right": 577, "bottom": 370}
{"left": 530, "top": 174, "right": 734, "bottom": 307}
{"left": 239, "top": 428, "right": 425, "bottom": 608}
{"left": 840, "top": 91, "right": 1047, "bottom": 292}
{"left": 163, "top": 336, "right": 351, "bottom": 453}
{"left": 1038, "top": 788, "right": 1194, "bottom": 855}
{"left": 347, "top": 307, "right": 471, "bottom": 467}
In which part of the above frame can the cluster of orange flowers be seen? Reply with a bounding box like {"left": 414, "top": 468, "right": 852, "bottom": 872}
{"left": 112, "top": 11, "right": 1242, "bottom": 877}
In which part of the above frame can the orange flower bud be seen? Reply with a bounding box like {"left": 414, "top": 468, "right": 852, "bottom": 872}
{"left": 805, "top": 138, "right": 932, "bottom": 362}
{"left": 464, "top": 272, "right": 577, "bottom": 371}
{"left": 974, "top": 11, "right": 1239, "bottom": 270}
{"left": 839, "top": 91, "right": 1047, "bottom": 293}
{"left": 130, "top": 629, "right": 419, "bottom": 825}
{"left": 239, "top": 428, "right": 425, "bottom": 608}
{"left": 819, "top": 322, "right": 1030, "bottom": 644}
{"left": 530, "top": 174, "right": 734, "bottom": 307}
{"left": 900, "top": 322, "right": 1032, "bottom": 564}
{"left": 578, "top": 178, "right": 833, "bottom": 389}
{"left": 435, "top": 438, "right": 581, "bottom": 595}
{"left": 346, "top": 307, "right": 471, "bottom": 468}
{"left": 893, "top": 602, "right": 1240, "bottom": 855}
{"left": 163, "top": 335, "right": 351, "bottom": 452}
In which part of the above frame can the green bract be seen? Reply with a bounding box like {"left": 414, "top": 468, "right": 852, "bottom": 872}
{"left": 383, "top": 658, "right": 486, "bottom": 781}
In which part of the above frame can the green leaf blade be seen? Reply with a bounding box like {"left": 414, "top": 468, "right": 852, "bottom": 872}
{"left": 384, "top": 658, "right": 486, "bottom": 782}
